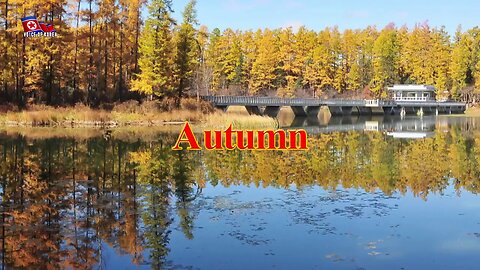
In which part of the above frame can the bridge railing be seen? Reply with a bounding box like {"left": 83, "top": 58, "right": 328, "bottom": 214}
{"left": 395, "top": 101, "right": 466, "bottom": 107}
{"left": 380, "top": 100, "right": 397, "bottom": 106}
{"left": 201, "top": 96, "right": 323, "bottom": 106}
{"left": 202, "top": 96, "right": 367, "bottom": 106}
{"left": 322, "top": 99, "right": 366, "bottom": 106}
{"left": 365, "top": 99, "right": 397, "bottom": 107}
{"left": 201, "top": 96, "right": 465, "bottom": 108}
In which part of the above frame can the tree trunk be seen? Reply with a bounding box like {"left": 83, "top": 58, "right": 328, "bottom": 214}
{"left": 73, "top": 0, "right": 81, "bottom": 100}
{"left": 3, "top": 0, "right": 8, "bottom": 98}
{"left": 118, "top": 18, "right": 124, "bottom": 101}
{"left": 134, "top": 4, "right": 140, "bottom": 74}
{"left": 88, "top": 0, "right": 94, "bottom": 105}
{"left": 104, "top": 21, "right": 108, "bottom": 98}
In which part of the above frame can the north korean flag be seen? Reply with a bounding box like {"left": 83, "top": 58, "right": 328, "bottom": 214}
{"left": 39, "top": 21, "right": 49, "bottom": 32}
{"left": 46, "top": 24, "right": 55, "bottom": 32}
{"left": 21, "top": 16, "right": 44, "bottom": 33}
{"left": 39, "top": 21, "right": 56, "bottom": 32}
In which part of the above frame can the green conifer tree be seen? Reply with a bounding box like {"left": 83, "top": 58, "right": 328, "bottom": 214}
{"left": 174, "top": 0, "right": 199, "bottom": 105}
{"left": 131, "top": 0, "right": 175, "bottom": 98}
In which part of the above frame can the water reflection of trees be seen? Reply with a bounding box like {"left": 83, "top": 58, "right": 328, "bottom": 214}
{"left": 202, "top": 129, "right": 480, "bottom": 198}
{"left": 0, "top": 135, "right": 201, "bottom": 269}
{"left": 0, "top": 128, "right": 480, "bottom": 268}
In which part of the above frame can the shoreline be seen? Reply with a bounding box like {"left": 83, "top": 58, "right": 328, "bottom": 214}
{"left": 0, "top": 106, "right": 278, "bottom": 130}
{"left": 0, "top": 119, "right": 187, "bottom": 128}
{"left": 0, "top": 98, "right": 214, "bottom": 128}
{"left": 1, "top": 104, "right": 476, "bottom": 129}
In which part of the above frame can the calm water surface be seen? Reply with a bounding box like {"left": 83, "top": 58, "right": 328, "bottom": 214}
{"left": 1, "top": 115, "right": 480, "bottom": 269}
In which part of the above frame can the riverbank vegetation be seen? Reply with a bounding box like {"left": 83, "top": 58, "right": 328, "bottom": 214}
{"left": 0, "top": 97, "right": 278, "bottom": 128}
{"left": 2, "top": 0, "right": 480, "bottom": 111}
{"left": 465, "top": 106, "right": 480, "bottom": 116}
{"left": 0, "top": 98, "right": 212, "bottom": 126}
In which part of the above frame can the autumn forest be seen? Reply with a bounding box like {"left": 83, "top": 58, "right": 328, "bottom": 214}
{"left": 1, "top": 0, "right": 480, "bottom": 108}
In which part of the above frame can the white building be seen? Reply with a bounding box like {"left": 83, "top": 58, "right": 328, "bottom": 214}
{"left": 387, "top": 85, "right": 436, "bottom": 102}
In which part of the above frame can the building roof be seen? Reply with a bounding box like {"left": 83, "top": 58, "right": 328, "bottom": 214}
{"left": 387, "top": 84, "right": 436, "bottom": 92}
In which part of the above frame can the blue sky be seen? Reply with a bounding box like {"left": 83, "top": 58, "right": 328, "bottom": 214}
{"left": 170, "top": 0, "right": 478, "bottom": 34}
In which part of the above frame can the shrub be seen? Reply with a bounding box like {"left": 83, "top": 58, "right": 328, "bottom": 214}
{"left": 99, "top": 103, "right": 115, "bottom": 111}
{"left": 180, "top": 98, "right": 198, "bottom": 111}
{"left": 157, "top": 98, "right": 177, "bottom": 112}
{"left": 112, "top": 100, "right": 140, "bottom": 113}
{"left": 199, "top": 100, "right": 215, "bottom": 114}
{"left": 139, "top": 100, "right": 162, "bottom": 114}
{"left": 0, "top": 103, "right": 19, "bottom": 113}
{"left": 180, "top": 98, "right": 215, "bottom": 113}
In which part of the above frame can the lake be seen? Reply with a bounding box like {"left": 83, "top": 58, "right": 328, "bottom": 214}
{"left": 1, "top": 115, "right": 480, "bottom": 270}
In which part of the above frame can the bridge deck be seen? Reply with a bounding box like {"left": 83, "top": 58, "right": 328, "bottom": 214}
{"left": 202, "top": 96, "right": 465, "bottom": 108}
{"left": 201, "top": 96, "right": 466, "bottom": 116}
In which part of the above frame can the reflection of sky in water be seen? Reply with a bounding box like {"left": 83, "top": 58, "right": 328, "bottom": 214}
{"left": 160, "top": 183, "right": 480, "bottom": 270}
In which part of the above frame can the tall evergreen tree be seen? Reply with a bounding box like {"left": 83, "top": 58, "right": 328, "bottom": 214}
{"left": 131, "top": 0, "right": 175, "bottom": 98}
{"left": 174, "top": 0, "right": 199, "bottom": 105}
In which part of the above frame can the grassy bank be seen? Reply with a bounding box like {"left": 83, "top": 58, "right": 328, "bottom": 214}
{"left": 465, "top": 106, "right": 480, "bottom": 116}
{"left": 0, "top": 99, "right": 278, "bottom": 130}
{"left": 202, "top": 113, "right": 278, "bottom": 130}
{"left": 0, "top": 106, "right": 204, "bottom": 127}
{"left": 0, "top": 100, "right": 206, "bottom": 127}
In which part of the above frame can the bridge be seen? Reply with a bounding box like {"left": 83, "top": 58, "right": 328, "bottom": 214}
{"left": 201, "top": 96, "right": 466, "bottom": 117}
